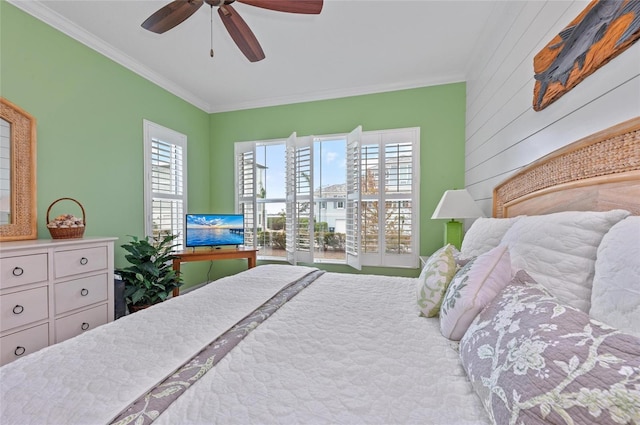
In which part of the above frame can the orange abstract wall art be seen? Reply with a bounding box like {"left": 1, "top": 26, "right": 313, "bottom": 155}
{"left": 533, "top": 0, "right": 640, "bottom": 111}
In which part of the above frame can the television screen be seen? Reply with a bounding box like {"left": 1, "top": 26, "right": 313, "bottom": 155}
{"left": 185, "top": 214, "right": 245, "bottom": 248}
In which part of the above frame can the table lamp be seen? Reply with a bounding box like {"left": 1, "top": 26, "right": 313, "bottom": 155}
{"left": 431, "top": 189, "right": 485, "bottom": 250}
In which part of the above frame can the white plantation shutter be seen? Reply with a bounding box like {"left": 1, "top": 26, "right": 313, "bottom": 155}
{"left": 235, "top": 142, "right": 257, "bottom": 248}
{"left": 295, "top": 136, "right": 314, "bottom": 264}
{"left": 285, "top": 134, "right": 314, "bottom": 264}
{"left": 358, "top": 128, "right": 419, "bottom": 268}
{"left": 360, "top": 141, "right": 380, "bottom": 256}
{"left": 233, "top": 126, "right": 419, "bottom": 268}
{"left": 285, "top": 133, "right": 297, "bottom": 264}
{"left": 143, "top": 120, "right": 187, "bottom": 249}
{"left": 383, "top": 141, "right": 414, "bottom": 257}
{"left": 346, "top": 126, "right": 362, "bottom": 270}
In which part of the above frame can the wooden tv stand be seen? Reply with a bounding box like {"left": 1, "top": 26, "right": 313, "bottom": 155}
{"left": 172, "top": 247, "right": 258, "bottom": 296}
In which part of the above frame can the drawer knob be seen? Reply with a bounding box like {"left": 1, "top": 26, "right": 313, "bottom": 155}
{"left": 80, "top": 288, "right": 89, "bottom": 296}
{"left": 12, "top": 267, "right": 24, "bottom": 277}
{"left": 14, "top": 346, "right": 26, "bottom": 357}
{"left": 81, "top": 322, "right": 90, "bottom": 331}
{"left": 12, "top": 305, "right": 24, "bottom": 315}
{"left": 80, "top": 257, "right": 89, "bottom": 265}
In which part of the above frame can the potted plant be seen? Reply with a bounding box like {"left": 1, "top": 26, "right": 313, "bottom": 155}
{"left": 116, "top": 234, "right": 183, "bottom": 312}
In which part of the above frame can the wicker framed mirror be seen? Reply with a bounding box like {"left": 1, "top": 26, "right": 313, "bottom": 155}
{"left": 0, "top": 98, "right": 37, "bottom": 241}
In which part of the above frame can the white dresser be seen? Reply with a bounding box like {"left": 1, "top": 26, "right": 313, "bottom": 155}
{"left": 0, "top": 237, "right": 116, "bottom": 366}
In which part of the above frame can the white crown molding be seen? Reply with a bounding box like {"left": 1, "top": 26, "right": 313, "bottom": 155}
{"left": 210, "top": 74, "right": 466, "bottom": 113}
{"left": 7, "top": 0, "right": 212, "bottom": 113}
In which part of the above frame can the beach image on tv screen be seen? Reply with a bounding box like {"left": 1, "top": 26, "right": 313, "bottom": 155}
{"left": 186, "top": 214, "right": 244, "bottom": 247}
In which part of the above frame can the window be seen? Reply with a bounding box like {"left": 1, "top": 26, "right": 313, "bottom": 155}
{"left": 313, "top": 136, "right": 347, "bottom": 263}
{"left": 236, "top": 140, "right": 287, "bottom": 259}
{"left": 235, "top": 127, "right": 419, "bottom": 268}
{"left": 143, "top": 120, "right": 187, "bottom": 249}
{"left": 358, "top": 128, "right": 419, "bottom": 268}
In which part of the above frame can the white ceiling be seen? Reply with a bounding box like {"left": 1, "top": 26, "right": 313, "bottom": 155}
{"left": 10, "top": 0, "right": 504, "bottom": 113}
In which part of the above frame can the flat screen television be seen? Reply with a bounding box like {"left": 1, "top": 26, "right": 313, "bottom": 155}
{"left": 185, "top": 213, "right": 245, "bottom": 248}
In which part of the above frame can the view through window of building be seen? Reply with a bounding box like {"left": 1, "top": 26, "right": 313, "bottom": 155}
{"left": 313, "top": 137, "right": 347, "bottom": 262}
{"left": 250, "top": 138, "right": 348, "bottom": 262}
{"left": 255, "top": 142, "right": 286, "bottom": 259}
{"left": 235, "top": 127, "right": 419, "bottom": 268}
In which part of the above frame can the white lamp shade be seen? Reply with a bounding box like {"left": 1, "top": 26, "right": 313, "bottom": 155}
{"left": 431, "top": 189, "right": 485, "bottom": 219}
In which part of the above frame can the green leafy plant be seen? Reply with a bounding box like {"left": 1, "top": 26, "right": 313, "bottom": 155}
{"left": 116, "top": 234, "right": 183, "bottom": 308}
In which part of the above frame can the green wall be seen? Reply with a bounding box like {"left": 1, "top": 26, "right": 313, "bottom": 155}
{"left": 209, "top": 85, "right": 466, "bottom": 277}
{"left": 0, "top": 2, "right": 211, "bottom": 289}
{"left": 1, "top": 1, "right": 466, "bottom": 284}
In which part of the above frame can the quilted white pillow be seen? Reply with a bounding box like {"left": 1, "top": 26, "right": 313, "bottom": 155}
{"left": 440, "top": 244, "right": 512, "bottom": 341}
{"left": 460, "top": 216, "right": 522, "bottom": 259}
{"left": 416, "top": 244, "right": 458, "bottom": 317}
{"left": 590, "top": 216, "right": 640, "bottom": 337}
{"left": 500, "top": 209, "right": 630, "bottom": 313}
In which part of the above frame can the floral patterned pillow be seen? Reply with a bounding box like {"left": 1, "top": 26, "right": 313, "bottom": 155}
{"left": 416, "top": 244, "right": 458, "bottom": 317}
{"left": 440, "top": 244, "right": 512, "bottom": 340}
{"left": 460, "top": 270, "right": 640, "bottom": 425}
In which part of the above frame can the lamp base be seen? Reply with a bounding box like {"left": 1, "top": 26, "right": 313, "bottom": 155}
{"left": 443, "top": 220, "right": 463, "bottom": 250}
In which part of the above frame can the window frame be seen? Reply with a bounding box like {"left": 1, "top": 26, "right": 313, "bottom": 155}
{"left": 236, "top": 138, "right": 290, "bottom": 261}
{"left": 143, "top": 119, "right": 187, "bottom": 249}
{"left": 234, "top": 126, "right": 420, "bottom": 269}
{"left": 359, "top": 128, "right": 420, "bottom": 268}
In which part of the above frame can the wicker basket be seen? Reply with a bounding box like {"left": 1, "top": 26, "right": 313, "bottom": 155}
{"left": 46, "top": 197, "right": 86, "bottom": 239}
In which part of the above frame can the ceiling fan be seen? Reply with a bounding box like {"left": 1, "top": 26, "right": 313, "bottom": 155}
{"left": 141, "top": 0, "right": 323, "bottom": 62}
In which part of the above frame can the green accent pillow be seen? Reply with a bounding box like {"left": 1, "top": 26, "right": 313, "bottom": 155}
{"left": 416, "top": 244, "right": 458, "bottom": 317}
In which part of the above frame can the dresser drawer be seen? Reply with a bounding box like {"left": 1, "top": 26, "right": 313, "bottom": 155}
{"left": 55, "top": 274, "right": 108, "bottom": 314}
{"left": 55, "top": 304, "right": 108, "bottom": 343}
{"left": 0, "top": 253, "right": 48, "bottom": 290}
{"left": 0, "top": 323, "right": 49, "bottom": 366}
{"left": 0, "top": 287, "right": 49, "bottom": 332}
{"left": 54, "top": 246, "right": 107, "bottom": 279}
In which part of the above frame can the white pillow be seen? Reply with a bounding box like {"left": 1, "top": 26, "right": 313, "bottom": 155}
{"left": 590, "top": 216, "right": 640, "bottom": 337}
{"left": 500, "top": 209, "right": 630, "bottom": 313}
{"left": 460, "top": 216, "right": 522, "bottom": 259}
{"left": 416, "top": 244, "right": 458, "bottom": 317}
{"left": 439, "top": 244, "right": 512, "bottom": 341}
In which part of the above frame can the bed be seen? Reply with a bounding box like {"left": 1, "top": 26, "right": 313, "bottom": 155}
{"left": 1, "top": 117, "right": 639, "bottom": 425}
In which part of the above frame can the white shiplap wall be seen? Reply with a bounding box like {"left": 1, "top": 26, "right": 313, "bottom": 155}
{"left": 464, "top": 0, "right": 640, "bottom": 216}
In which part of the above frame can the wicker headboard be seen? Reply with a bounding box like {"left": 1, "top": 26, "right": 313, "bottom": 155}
{"left": 493, "top": 117, "right": 640, "bottom": 218}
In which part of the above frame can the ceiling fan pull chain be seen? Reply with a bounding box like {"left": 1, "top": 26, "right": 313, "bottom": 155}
{"left": 210, "top": 5, "right": 215, "bottom": 57}
{"left": 142, "top": 0, "right": 319, "bottom": 62}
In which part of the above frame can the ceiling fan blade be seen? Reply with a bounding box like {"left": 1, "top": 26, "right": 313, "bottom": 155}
{"left": 237, "top": 0, "right": 323, "bottom": 14}
{"left": 218, "top": 4, "right": 266, "bottom": 62}
{"left": 141, "top": 0, "right": 204, "bottom": 34}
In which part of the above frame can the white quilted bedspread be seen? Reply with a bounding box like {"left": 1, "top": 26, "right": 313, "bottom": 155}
{"left": 1, "top": 265, "right": 489, "bottom": 425}
{"left": 155, "top": 271, "right": 489, "bottom": 425}
{"left": 0, "top": 265, "right": 317, "bottom": 425}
